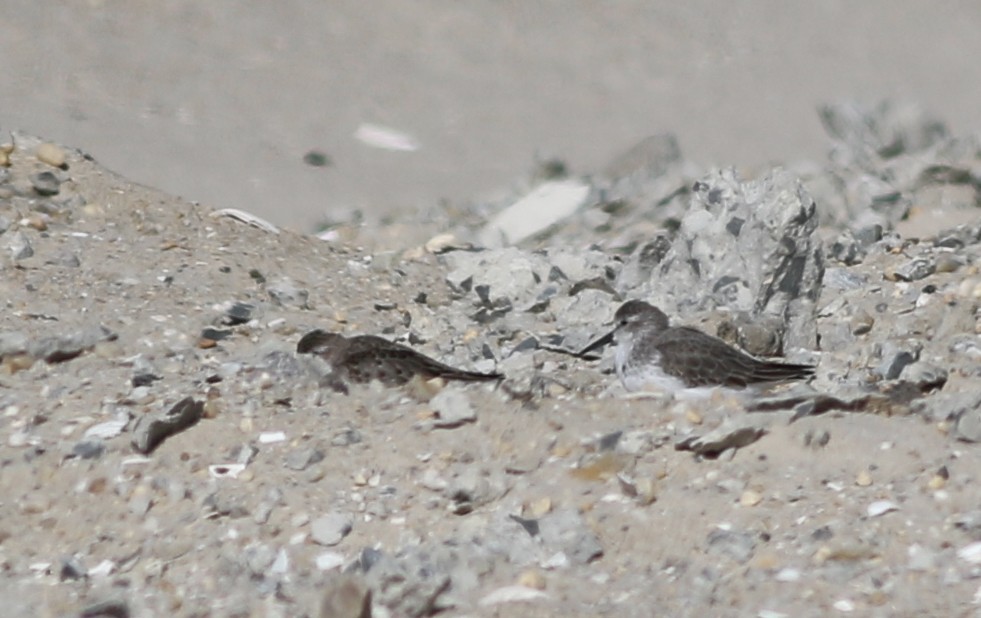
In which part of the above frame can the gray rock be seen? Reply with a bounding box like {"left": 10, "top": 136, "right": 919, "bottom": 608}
{"left": 203, "top": 487, "right": 251, "bottom": 518}
{"left": 618, "top": 167, "right": 823, "bottom": 353}
{"left": 0, "top": 331, "right": 29, "bottom": 357}
{"left": 676, "top": 419, "right": 769, "bottom": 456}
{"left": 893, "top": 257, "right": 936, "bottom": 282}
{"left": 956, "top": 408, "right": 981, "bottom": 443}
{"left": 5, "top": 230, "right": 33, "bottom": 260}
{"left": 445, "top": 466, "right": 508, "bottom": 515}
{"left": 705, "top": 528, "right": 756, "bottom": 564}
{"left": 131, "top": 397, "right": 204, "bottom": 454}
{"left": 285, "top": 447, "right": 325, "bottom": 471}
{"left": 31, "top": 170, "right": 62, "bottom": 196}
{"left": 311, "top": 512, "right": 353, "bottom": 546}
{"left": 875, "top": 342, "right": 921, "bottom": 380}
{"left": 429, "top": 389, "right": 476, "bottom": 428}
{"left": 359, "top": 549, "right": 453, "bottom": 617}
{"left": 31, "top": 325, "right": 117, "bottom": 363}
{"left": 819, "top": 100, "right": 947, "bottom": 161}
{"left": 538, "top": 507, "right": 603, "bottom": 565}
{"left": 72, "top": 440, "right": 106, "bottom": 459}
{"left": 899, "top": 361, "right": 948, "bottom": 391}
{"left": 267, "top": 277, "right": 309, "bottom": 309}
{"left": 479, "top": 179, "right": 591, "bottom": 246}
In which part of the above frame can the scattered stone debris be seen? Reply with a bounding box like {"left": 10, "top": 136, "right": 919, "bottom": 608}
{"left": 4, "top": 102, "right": 981, "bottom": 615}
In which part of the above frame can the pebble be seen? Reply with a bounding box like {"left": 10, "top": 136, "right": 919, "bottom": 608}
{"left": 429, "top": 389, "right": 476, "bottom": 428}
{"left": 72, "top": 440, "right": 106, "bottom": 459}
{"left": 740, "top": 490, "right": 763, "bottom": 507}
{"left": 30, "top": 171, "right": 61, "bottom": 196}
{"left": 5, "top": 230, "right": 33, "bottom": 260}
{"left": 131, "top": 397, "right": 204, "bottom": 454}
{"left": 285, "top": 447, "right": 325, "bottom": 471}
{"left": 855, "top": 470, "right": 873, "bottom": 487}
{"left": 955, "top": 409, "right": 981, "bottom": 443}
{"left": 311, "top": 513, "right": 353, "bottom": 546}
{"left": 36, "top": 143, "right": 67, "bottom": 168}
{"left": 517, "top": 569, "right": 547, "bottom": 590}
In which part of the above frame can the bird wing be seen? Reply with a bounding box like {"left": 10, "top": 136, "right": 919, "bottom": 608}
{"left": 651, "top": 327, "right": 806, "bottom": 388}
{"left": 344, "top": 336, "right": 500, "bottom": 384}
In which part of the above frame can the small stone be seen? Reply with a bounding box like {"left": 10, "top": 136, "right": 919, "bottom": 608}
{"left": 30, "top": 171, "right": 61, "bottom": 196}
{"left": 740, "top": 490, "right": 763, "bottom": 507}
{"left": 706, "top": 528, "right": 756, "bottom": 564}
{"left": 429, "top": 389, "right": 476, "bottom": 428}
{"left": 955, "top": 409, "right": 981, "bottom": 443}
{"left": 303, "top": 150, "right": 331, "bottom": 167}
{"left": 311, "top": 513, "right": 353, "bottom": 546}
{"left": 36, "top": 143, "right": 67, "bottom": 168}
{"left": 72, "top": 440, "right": 106, "bottom": 460}
{"left": 935, "top": 253, "right": 964, "bottom": 273}
{"left": 223, "top": 302, "right": 256, "bottom": 325}
{"left": 849, "top": 311, "right": 874, "bottom": 335}
{"left": 892, "top": 257, "right": 935, "bottom": 281}
{"left": 538, "top": 508, "right": 603, "bottom": 565}
{"left": 528, "top": 497, "right": 552, "bottom": 518}
{"left": 131, "top": 397, "right": 204, "bottom": 454}
{"left": 855, "top": 470, "right": 873, "bottom": 487}
{"left": 424, "top": 233, "right": 460, "bottom": 254}
{"left": 5, "top": 231, "right": 33, "bottom": 260}
{"left": 285, "top": 448, "right": 325, "bottom": 471}
{"left": 517, "top": 569, "right": 547, "bottom": 590}
{"left": 907, "top": 544, "right": 936, "bottom": 571}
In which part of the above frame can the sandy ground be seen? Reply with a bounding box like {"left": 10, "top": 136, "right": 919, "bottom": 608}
{"left": 2, "top": 2, "right": 981, "bottom": 229}
{"left": 0, "top": 116, "right": 980, "bottom": 617}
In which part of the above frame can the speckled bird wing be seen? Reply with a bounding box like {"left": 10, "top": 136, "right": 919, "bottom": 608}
{"left": 648, "top": 327, "right": 772, "bottom": 388}
{"left": 343, "top": 336, "right": 501, "bottom": 385}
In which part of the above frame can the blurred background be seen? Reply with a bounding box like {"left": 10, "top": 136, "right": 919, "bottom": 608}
{"left": 2, "top": 0, "right": 979, "bottom": 232}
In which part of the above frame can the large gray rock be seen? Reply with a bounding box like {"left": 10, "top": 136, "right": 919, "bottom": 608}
{"left": 617, "top": 167, "right": 823, "bottom": 352}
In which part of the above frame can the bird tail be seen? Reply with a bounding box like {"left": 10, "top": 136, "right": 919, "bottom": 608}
{"left": 753, "top": 362, "right": 815, "bottom": 382}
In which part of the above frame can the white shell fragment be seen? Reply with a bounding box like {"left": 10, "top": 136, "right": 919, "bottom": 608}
{"left": 354, "top": 123, "right": 419, "bottom": 151}
{"left": 84, "top": 414, "right": 130, "bottom": 440}
{"left": 258, "top": 431, "right": 287, "bottom": 444}
{"left": 480, "top": 180, "right": 590, "bottom": 246}
{"left": 958, "top": 541, "right": 981, "bottom": 564}
{"left": 210, "top": 208, "right": 280, "bottom": 234}
{"left": 479, "top": 585, "right": 550, "bottom": 606}
{"left": 315, "top": 552, "right": 345, "bottom": 571}
{"left": 866, "top": 500, "right": 899, "bottom": 517}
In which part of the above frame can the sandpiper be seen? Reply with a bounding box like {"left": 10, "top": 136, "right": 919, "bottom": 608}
{"left": 297, "top": 329, "right": 503, "bottom": 393}
{"left": 580, "top": 300, "right": 814, "bottom": 397}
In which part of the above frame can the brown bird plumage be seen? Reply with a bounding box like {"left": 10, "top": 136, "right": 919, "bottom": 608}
{"left": 297, "top": 329, "right": 502, "bottom": 393}
{"left": 581, "top": 300, "right": 815, "bottom": 393}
